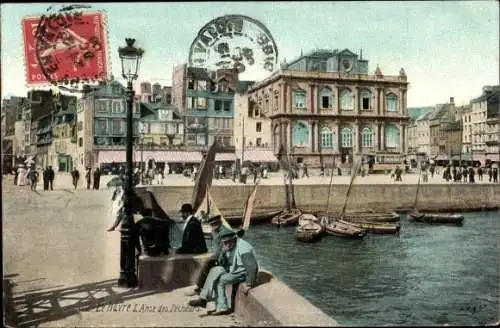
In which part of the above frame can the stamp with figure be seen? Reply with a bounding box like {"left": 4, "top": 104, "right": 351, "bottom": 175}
{"left": 22, "top": 10, "right": 109, "bottom": 86}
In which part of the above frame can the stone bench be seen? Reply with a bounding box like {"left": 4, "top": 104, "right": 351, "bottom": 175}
{"left": 138, "top": 252, "right": 215, "bottom": 290}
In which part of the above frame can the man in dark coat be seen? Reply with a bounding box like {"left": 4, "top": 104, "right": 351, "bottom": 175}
{"left": 93, "top": 167, "right": 101, "bottom": 190}
{"left": 71, "top": 168, "right": 80, "bottom": 190}
{"left": 176, "top": 203, "right": 208, "bottom": 254}
{"left": 43, "top": 167, "right": 50, "bottom": 190}
{"left": 85, "top": 167, "right": 92, "bottom": 189}
{"left": 47, "top": 166, "right": 55, "bottom": 190}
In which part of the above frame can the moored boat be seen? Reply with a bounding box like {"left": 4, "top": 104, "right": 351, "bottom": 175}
{"left": 408, "top": 211, "right": 464, "bottom": 225}
{"left": 224, "top": 210, "right": 283, "bottom": 225}
{"left": 295, "top": 221, "right": 324, "bottom": 243}
{"left": 338, "top": 219, "right": 400, "bottom": 234}
{"left": 272, "top": 208, "right": 302, "bottom": 226}
{"left": 298, "top": 213, "right": 321, "bottom": 225}
{"left": 315, "top": 211, "right": 400, "bottom": 222}
{"left": 321, "top": 217, "right": 367, "bottom": 239}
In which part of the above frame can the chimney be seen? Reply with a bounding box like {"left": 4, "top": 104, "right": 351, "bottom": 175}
{"left": 450, "top": 97, "right": 454, "bottom": 104}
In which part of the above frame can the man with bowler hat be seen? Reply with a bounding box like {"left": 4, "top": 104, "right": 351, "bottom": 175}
{"left": 176, "top": 203, "right": 207, "bottom": 254}
{"left": 186, "top": 214, "right": 235, "bottom": 296}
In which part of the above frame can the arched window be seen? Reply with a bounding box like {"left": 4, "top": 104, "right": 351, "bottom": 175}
{"left": 292, "top": 122, "right": 309, "bottom": 146}
{"left": 341, "top": 127, "right": 353, "bottom": 148}
{"left": 361, "top": 127, "right": 373, "bottom": 147}
{"left": 361, "top": 89, "right": 372, "bottom": 110}
{"left": 340, "top": 89, "right": 353, "bottom": 110}
{"left": 319, "top": 86, "right": 333, "bottom": 109}
{"left": 386, "top": 93, "right": 398, "bottom": 112}
{"left": 78, "top": 137, "right": 83, "bottom": 147}
{"left": 320, "top": 126, "right": 333, "bottom": 148}
{"left": 385, "top": 123, "right": 399, "bottom": 147}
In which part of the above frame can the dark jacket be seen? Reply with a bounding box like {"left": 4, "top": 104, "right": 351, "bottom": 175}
{"left": 47, "top": 168, "right": 55, "bottom": 180}
{"left": 177, "top": 216, "right": 208, "bottom": 254}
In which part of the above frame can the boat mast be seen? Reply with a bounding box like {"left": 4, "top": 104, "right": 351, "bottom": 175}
{"left": 325, "top": 162, "right": 336, "bottom": 216}
{"left": 339, "top": 160, "right": 361, "bottom": 219}
{"left": 413, "top": 167, "right": 422, "bottom": 211}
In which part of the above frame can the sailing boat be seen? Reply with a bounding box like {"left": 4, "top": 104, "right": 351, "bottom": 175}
{"left": 408, "top": 167, "right": 464, "bottom": 225}
{"left": 272, "top": 144, "right": 302, "bottom": 226}
{"left": 320, "top": 160, "right": 367, "bottom": 239}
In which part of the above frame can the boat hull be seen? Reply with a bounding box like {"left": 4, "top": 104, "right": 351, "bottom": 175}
{"left": 316, "top": 211, "right": 400, "bottom": 222}
{"left": 272, "top": 208, "right": 302, "bottom": 226}
{"left": 224, "top": 210, "right": 283, "bottom": 225}
{"left": 339, "top": 219, "right": 401, "bottom": 235}
{"left": 323, "top": 220, "right": 367, "bottom": 239}
{"left": 295, "top": 222, "right": 324, "bottom": 243}
{"left": 408, "top": 212, "right": 464, "bottom": 225}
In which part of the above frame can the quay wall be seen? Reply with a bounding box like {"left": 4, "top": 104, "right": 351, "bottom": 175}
{"left": 139, "top": 184, "right": 500, "bottom": 215}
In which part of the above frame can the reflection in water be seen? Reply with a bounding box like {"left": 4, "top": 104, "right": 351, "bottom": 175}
{"left": 243, "top": 211, "right": 500, "bottom": 326}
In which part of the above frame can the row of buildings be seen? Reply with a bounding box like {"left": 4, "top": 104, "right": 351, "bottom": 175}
{"left": 407, "top": 85, "right": 499, "bottom": 165}
{"left": 2, "top": 47, "right": 497, "bottom": 174}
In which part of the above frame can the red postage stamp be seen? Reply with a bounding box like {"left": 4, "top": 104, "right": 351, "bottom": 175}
{"left": 22, "top": 11, "right": 109, "bottom": 86}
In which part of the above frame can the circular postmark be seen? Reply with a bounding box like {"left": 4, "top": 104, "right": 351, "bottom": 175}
{"left": 188, "top": 15, "right": 279, "bottom": 75}
{"left": 33, "top": 6, "right": 108, "bottom": 87}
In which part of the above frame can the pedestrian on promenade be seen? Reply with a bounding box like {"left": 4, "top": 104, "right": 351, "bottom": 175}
{"left": 13, "top": 169, "right": 19, "bottom": 185}
{"left": 85, "top": 167, "right": 92, "bottom": 189}
{"left": 231, "top": 163, "right": 237, "bottom": 182}
{"left": 71, "top": 168, "right": 80, "bottom": 190}
{"left": 430, "top": 165, "right": 435, "bottom": 178}
{"left": 422, "top": 167, "right": 428, "bottom": 183}
{"left": 302, "top": 163, "right": 309, "bottom": 178}
{"left": 468, "top": 167, "right": 475, "bottom": 183}
{"left": 28, "top": 167, "right": 39, "bottom": 191}
{"left": 493, "top": 164, "right": 498, "bottom": 183}
{"left": 487, "top": 166, "right": 492, "bottom": 182}
{"left": 93, "top": 167, "right": 101, "bottom": 190}
{"left": 478, "top": 166, "right": 483, "bottom": 181}
{"left": 47, "top": 166, "right": 55, "bottom": 190}
{"left": 188, "top": 230, "right": 258, "bottom": 316}
{"left": 192, "top": 166, "right": 198, "bottom": 182}
{"left": 240, "top": 166, "right": 248, "bottom": 184}
{"left": 462, "top": 166, "right": 468, "bottom": 183}
{"left": 175, "top": 203, "right": 207, "bottom": 255}
{"left": 43, "top": 167, "right": 49, "bottom": 190}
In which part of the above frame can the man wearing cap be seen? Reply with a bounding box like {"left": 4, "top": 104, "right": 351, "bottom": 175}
{"left": 188, "top": 230, "right": 259, "bottom": 315}
{"left": 186, "top": 214, "right": 235, "bottom": 296}
{"left": 176, "top": 203, "right": 208, "bottom": 254}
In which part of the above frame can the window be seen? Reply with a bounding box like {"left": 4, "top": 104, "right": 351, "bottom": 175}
{"left": 188, "top": 79, "right": 194, "bottom": 90}
{"left": 97, "top": 100, "right": 107, "bottom": 112}
{"left": 361, "top": 89, "right": 372, "bottom": 110}
{"left": 214, "top": 100, "right": 222, "bottom": 111}
{"left": 112, "top": 100, "right": 123, "bottom": 113}
{"left": 223, "top": 101, "right": 231, "bottom": 111}
{"left": 320, "top": 126, "right": 333, "bottom": 148}
{"left": 320, "top": 87, "right": 333, "bottom": 109}
{"left": 95, "top": 119, "right": 107, "bottom": 133}
{"left": 386, "top": 93, "right": 398, "bottom": 112}
{"left": 187, "top": 97, "right": 196, "bottom": 109}
{"left": 78, "top": 137, "right": 83, "bottom": 147}
{"left": 256, "top": 122, "right": 262, "bottom": 132}
{"left": 256, "top": 137, "right": 262, "bottom": 146}
{"left": 340, "top": 89, "right": 353, "bottom": 110}
{"left": 197, "top": 97, "right": 207, "bottom": 108}
{"left": 112, "top": 119, "right": 124, "bottom": 134}
{"left": 341, "top": 127, "right": 353, "bottom": 148}
{"left": 293, "top": 91, "right": 306, "bottom": 108}
{"left": 292, "top": 122, "right": 309, "bottom": 146}
{"left": 274, "top": 93, "right": 279, "bottom": 110}
{"left": 196, "top": 134, "right": 205, "bottom": 145}
{"left": 265, "top": 98, "right": 269, "bottom": 112}
{"left": 385, "top": 123, "right": 399, "bottom": 147}
{"left": 361, "top": 127, "right": 373, "bottom": 147}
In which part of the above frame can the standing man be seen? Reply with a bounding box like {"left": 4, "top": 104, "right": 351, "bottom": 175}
{"left": 28, "top": 167, "right": 39, "bottom": 191}
{"left": 71, "top": 167, "right": 80, "bottom": 190}
{"left": 231, "top": 163, "right": 237, "bottom": 183}
{"left": 188, "top": 230, "right": 259, "bottom": 315}
{"left": 43, "top": 167, "right": 50, "bottom": 191}
{"left": 175, "top": 203, "right": 208, "bottom": 254}
{"left": 93, "top": 167, "right": 101, "bottom": 190}
{"left": 85, "top": 167, "right": 92, "bottom": 189}
{"left": 47, "top": 165, "right": 55, "bottom": 190}
{"left": 477, "top": 166, "right": 483, "bottom": 181}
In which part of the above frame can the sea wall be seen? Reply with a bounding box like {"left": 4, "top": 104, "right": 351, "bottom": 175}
{"left": 138, "top": 184, "right": 500, "bottom": 215}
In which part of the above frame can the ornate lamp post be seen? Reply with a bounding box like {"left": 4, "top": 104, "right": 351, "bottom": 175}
{"left": 138, "top": 120, "right": 145, "bottom": 185}
{"left": 117, "top": 38, "right": 144, "bottom": 288}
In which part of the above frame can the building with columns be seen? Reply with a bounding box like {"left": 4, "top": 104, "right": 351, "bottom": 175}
{"left": 246, "top": 49, "right": 410, "bottom": 167}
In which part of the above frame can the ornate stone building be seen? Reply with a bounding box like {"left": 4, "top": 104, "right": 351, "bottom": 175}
{"left": 247, "top": 49, "right": 410, "bottom": 167}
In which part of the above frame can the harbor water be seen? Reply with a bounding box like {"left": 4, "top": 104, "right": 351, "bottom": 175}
{"left": 243, "top": 211, "right": 499, "bottom": 326}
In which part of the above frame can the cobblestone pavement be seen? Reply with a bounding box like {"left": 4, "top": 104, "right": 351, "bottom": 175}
{"left": 2, "top": 187, "right": 241, "bottom": 327}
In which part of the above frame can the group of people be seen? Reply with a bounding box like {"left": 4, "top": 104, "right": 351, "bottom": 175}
{"left": 12, "top": 165, "right": 55, "bottom": 191}
{"left": 70, "top": 167, "right": 102, "bottom": 190}
{"left": 441, "top": 164, "right": 498, "bottom": 183}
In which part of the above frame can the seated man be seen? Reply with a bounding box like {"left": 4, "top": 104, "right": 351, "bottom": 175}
{"left": 186, "top": 214, "right": 235, "bottom": 296}
{"left": 176, "top": 203, "right": 208, "bottom": 254}
{"left": 188, "top": 230, "right": 259, "bottom": 316}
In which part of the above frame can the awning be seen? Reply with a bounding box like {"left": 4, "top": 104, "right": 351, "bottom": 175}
{"left": 433, "top": 154, "right": 449, "bottom": 161}
{"left": 97, "top": 151, "right": 202, "bottom": 164}
{"left": 215, "top": 153, "right": 236, "bottom": 161}
{"left": 243, "top": 150, "right": 278, "bottom": 162}
{"left": 485, "top": 154, "right": 499, "bottom": 162}
{"left": 451, "top": 154, "right": 473, "bottom": 161}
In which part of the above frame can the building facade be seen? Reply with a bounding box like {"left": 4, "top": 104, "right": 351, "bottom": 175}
{"left": 171, "top": 64, "right": 238, "bottom": 153}
{"left": 234, "top": 83, "right": 278, "bottom": 164}
{"left": 247, "top": 49, "right": 410, "bottom": 167}
{"left": 138, "top": 101, "right": 184, "bottom": 147}
{"left": 407, "top": 110, "right": 433, "bottom": 160}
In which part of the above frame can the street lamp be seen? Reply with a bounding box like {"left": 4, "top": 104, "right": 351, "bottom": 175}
{"left": 117, "top": 38, "right": 144, "bottom": 288}
{"left": 139, "top": 122, "right": 144, "bottom": 185}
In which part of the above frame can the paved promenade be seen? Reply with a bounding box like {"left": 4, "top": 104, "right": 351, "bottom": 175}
{"left": 2, "top": 185, "right": 241, "bottom": 327}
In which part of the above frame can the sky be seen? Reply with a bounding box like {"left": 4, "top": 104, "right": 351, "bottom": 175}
{"left": 1, "top": 1, "right": 499, "bottom": 107}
